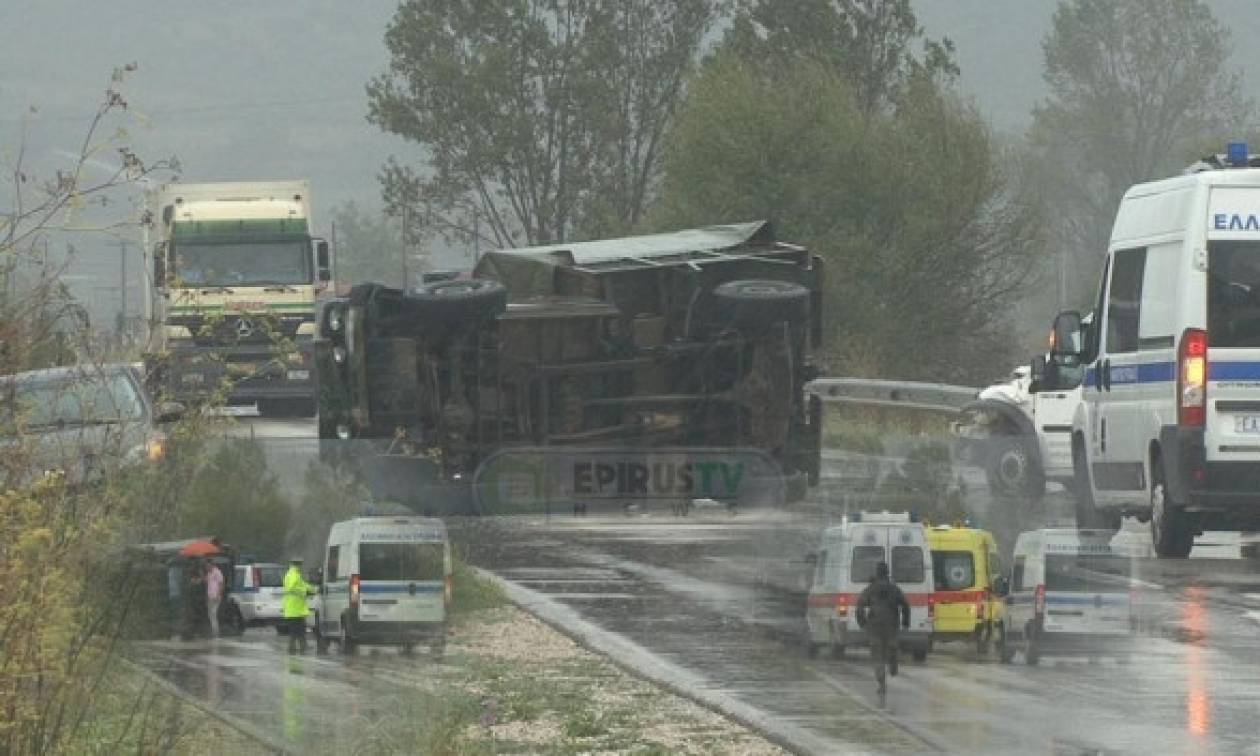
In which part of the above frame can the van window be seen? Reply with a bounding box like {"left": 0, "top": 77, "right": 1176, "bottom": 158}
{"left": 1208, "top": 241, "right": 1260, "bottom": 347}
{"left": 932, "top": 551, "right": 975, "bottom": 590}
{"left": 232, "top": 567, "right": 246, "bottom": 591}
{"left": 360, "top": 542, "right": 445, "bottom": 581}
{"left": 1013, "top": 556, "right": 1027, "bottom": 590}
{"left": 327, "top": 545, "right": 340, "bottom": 581}
{"left": 1106, "top": 248, "right": 1147, "bottom": 354}
{"left": 891, "top": 546, "right": 925, "bottom": 584}
{"left": 851, "top": 546, "right": 884, "bottom": 583}
{"left": 1046, "top": 554, "right": 1131, "bottom": 593}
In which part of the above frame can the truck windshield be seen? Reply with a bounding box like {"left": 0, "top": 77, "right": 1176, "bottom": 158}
{"left": 173, "top": 240, "right": 311, "bottom": 287}
{"left": 1045, "top": 554, "right": 1132, "bottom": 593}
{"left": 359, "top": 542, "right": 445, "bottom": 582}
{"left": 1208, "top": 241, "right": 1260, "bottom": 348}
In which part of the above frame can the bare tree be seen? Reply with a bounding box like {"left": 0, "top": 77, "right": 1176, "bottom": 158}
{"left": 1029, "top": 0, "right": 1253, "bottom": 302}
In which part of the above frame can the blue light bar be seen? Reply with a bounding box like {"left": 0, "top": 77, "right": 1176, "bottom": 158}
{"left": 1227, "top": 141, "right": 1249, "bottom": 166}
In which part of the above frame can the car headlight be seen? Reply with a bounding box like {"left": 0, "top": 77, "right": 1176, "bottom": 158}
{"left": 333, "top": 346, "right": 347, "bottom": 364}
{"left": 146, "top": 436, "right": 166, "bottom": 462}
{"left": 325, "top": 306, "right": 344, "bottom": 334}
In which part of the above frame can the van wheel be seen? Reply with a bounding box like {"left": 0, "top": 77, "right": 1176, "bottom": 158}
{"left": 997, "top": 624, "right": 1015, "bottom": 664}
{"left": 1151, "top": 457, "right": 1194, "bottom": 558}
{"left": 401, "top": 643, "right": 415, "bottom": 656}
{"left": 911, "top": 648, "right": 928, "bottom": 662}
{"left": 830, "top": 643, "right": 846, "bottom": 659}
{"left": 341, "top": 614, "right": 357, "bottom": 654}
{"left": 1072, "top": 442, "right": 1116, "bottom": 531}
{"left": 431, "top": 634, "right": 446, "bottom": 659}
{"left": 804, "top": 637, "right": 820, "bottom": 658}
{"left": 314, "top": 615, "right": 330, "bottom": 654}
{"left": 1023, "top": 623, "right": 1041, "bottom": 666}
{"left": 976, "top": 631, "right": 991, "bottom": 656}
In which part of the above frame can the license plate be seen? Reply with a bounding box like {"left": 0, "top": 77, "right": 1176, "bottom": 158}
{"left": 1235, "top": 415, "right": 1260, "bottom": 434}
{"left": 286, "top": 369, "right": 310, "bottom": 381}
{"left": 227, "top": 363, "right": 257, "bottom": 377}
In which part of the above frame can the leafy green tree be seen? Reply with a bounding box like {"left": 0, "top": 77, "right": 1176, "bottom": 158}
{"left": 653, "top": 57, "right": 1040, "bottom": 383}
{"left": 1029, "top": 0, "right": 1253, "bottom": 303}
{"left": 181, "top": 440, "right": 290, "bottom": 559}
{"left": 366, "top": 0, "right": 719, "bottom": 248}
{"left": 719, "top": 0, "right": 957, "bottom": 113}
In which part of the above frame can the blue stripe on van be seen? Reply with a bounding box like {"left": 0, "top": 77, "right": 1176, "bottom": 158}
{"left": 1085, "top": 362, "right": 1175, "bottom": 386}
{"left": 1210, "top": 361, "right": 1260, "bottom": 381}
{"left": 361, "top": 584, "right": 442, "bottom": 594}
{"left": 1084, "top": 360, "right": 1260, "bottom": 386}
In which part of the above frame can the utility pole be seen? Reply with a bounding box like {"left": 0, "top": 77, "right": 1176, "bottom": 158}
{"left": 401, "top": 204, "right": 410, "bottom": 290}
{"left": 118, "top": 239, "right": 128, "bottom": 339}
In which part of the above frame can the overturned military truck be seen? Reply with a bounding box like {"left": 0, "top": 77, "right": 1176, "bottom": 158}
{"left": 316, "top": 221, "right": 825, "bottom": 513}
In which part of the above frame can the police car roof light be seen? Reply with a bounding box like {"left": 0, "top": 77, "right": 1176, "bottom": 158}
{"left": 1228, "top": 141, "right": 1249, "bottom": 167}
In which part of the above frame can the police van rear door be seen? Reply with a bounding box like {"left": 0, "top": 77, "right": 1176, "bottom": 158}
{"left": 1043, "top": 553, "right": 1132, "bottom": 636}
{"left": 357, "top": 537, "right": 446, "bottom": 625}
{"left": 1204, "top": 226, "right": 1260, "bottom": 466}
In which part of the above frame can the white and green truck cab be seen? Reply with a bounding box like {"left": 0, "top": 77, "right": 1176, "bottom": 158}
{"left": 148, "top": 181, "right": 331, "bottom": 415}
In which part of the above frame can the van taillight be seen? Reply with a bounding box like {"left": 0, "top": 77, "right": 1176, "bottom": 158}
{"left": 1034, "top": 584, "right": 1046, "bottom": 615}
{"left": 927, "top": 594, "right": 935, "bottom": 618}
{"left": 975, "top": 597, "right": 985, "bottom": 620}
{"left": 252, "top": 566, "right": 261, "bottom": 588}
{"left": 349, "top": 574, "right": 361, "bottom": 608}
{"left": 1178, "top": 328, "right": 1208, "bottom": 427}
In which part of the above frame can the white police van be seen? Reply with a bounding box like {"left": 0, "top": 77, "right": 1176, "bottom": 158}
{"left": 1051, "top": 144, "right": 1260, "bottom": 556}
{"left": 804, "top": 512, "right": 934, "bottom": 661}
{"left": 312, "top": 516, "right": 451, "bottom": 655}
{"left": 1002, "top": 529, "right": 1134, "bottom": 665}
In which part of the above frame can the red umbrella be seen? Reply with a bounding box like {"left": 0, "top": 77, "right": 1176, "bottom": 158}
{"left": 178, "top": 539, "right": 221, "bottom": 558}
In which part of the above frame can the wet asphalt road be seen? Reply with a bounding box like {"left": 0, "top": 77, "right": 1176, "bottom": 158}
{"left": 138, "top": 417, "right": 1260, "bottom": 754}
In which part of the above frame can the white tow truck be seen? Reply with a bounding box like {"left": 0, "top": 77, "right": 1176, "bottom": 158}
{"left": 952, "top": 315, "right": 1092, "bottom": 500}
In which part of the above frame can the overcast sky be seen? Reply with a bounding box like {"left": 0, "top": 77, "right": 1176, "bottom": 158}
{"left": 4, "top": 1, "right": 1260, "bottom": 325}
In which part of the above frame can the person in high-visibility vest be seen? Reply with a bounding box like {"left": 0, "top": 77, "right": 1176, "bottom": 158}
{"left": 283, "top": 556, "right": 314, "bottom": 653}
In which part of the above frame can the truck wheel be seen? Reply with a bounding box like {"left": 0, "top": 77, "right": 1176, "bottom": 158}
{"left": 985, "top": 436, "right": 1045, "bottom": 499}
{"left": 711, "top": 279, "right": 810, "bottom": 329}
{"left": 411, "top": 279, "right": 507, "bottom": 324}
{"left": 314, "top": 614, "right": 330, "bottom": 654}
{"left": 1151, "top": 457, "right": 1194, "bottom": 558}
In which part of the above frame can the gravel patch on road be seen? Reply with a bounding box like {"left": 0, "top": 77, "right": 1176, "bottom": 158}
{"left": 449, "top": 606, "right": 784, "bottom": 754}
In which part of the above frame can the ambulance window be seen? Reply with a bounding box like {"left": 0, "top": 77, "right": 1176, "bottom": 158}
{"left": 988, "top": 549, "right": 1001, "bottom": 580}
{"left": 1013, "top": 556, "right": 1027, "bottom": 590}
{"left": 891, "top": 546, "right": 925, "bottom": 583}
{"left": 1106, "top": 248, "right": 1146, "bottom": 354}
{"left": 326, "top": 545, "right": 340, "bottom": 581}
{"left": 1208, "top": 241, "right": 1260, "bottom": 347}
{"left": 932, "top": 551, "right": 974, "bottom": 590}
{"left": 851, "top": 546, "right": 884, "bottom": 583}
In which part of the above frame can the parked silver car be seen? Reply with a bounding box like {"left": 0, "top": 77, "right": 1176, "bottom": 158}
{"left": 0, "top": 363, "right": 179, "bottom": 487}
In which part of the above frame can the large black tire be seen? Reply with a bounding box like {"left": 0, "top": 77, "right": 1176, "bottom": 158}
{"left": 985, "top": 436, "right": 1046, "bottom": 500}
{"left": 1023, "top": 623, "right": 1041, "bottom": 666}
{"left": 1073, "top": 441, "right": 1119, "bottom": 531}
{"left": 997, "top": 623, "right": 1015, "bottom": 664}
{"left": 1150, "top": 457, "right": 1195, "bottom": 558}
{"left": 411, "top": 279, "right": 507, "bottom": 324}
{"left": 711, "top": 279, "right": 810, "bottom": 329}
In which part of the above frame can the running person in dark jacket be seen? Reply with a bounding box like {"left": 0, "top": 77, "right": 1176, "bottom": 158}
{"left": 855, "top": 561, "right": 911, "bottom": 698}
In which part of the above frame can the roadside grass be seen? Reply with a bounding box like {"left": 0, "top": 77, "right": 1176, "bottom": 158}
{"left": 65, "top": 664, "right": 259, "bottom": 755}
{"left": 450, "top": 557, "right": 506, "bottom": 615}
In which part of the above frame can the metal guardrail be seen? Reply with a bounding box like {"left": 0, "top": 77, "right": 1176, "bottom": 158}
{"left": 805, "top": 377, "right": 979, "bottom": 414}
